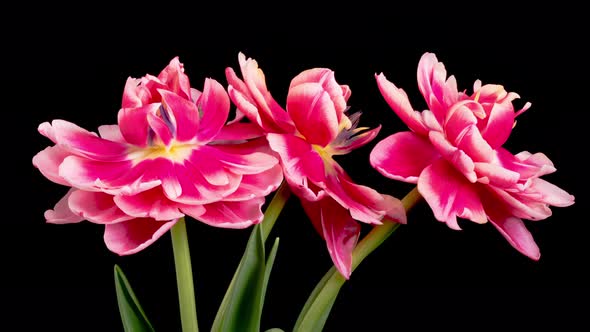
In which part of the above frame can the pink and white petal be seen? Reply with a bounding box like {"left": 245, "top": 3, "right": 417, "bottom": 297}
{"left": 224, "top": 164, "right": 283, "bottom": 201}
{"left": 318, "top": 198, "right": 361, "bottom": 279}
{"left": 51, "top": 120, "right": 129, "bottom": 161}
{"left": 290, "top": 69, "right": 347, "bottom": 116}
{"left": 443, "top": 102, "right": 478, "bottom": 143}
{"left": 197, "top": 78, "right": 230, "bottom": 142}
{"left": 454, "top": 125, "right": 494, "bottom": 163}
{"left": 267, "top": 133, "right": 326, "bottom": 183}
{"left": 429, "top": 131, "right": 477, "bottom": 183}
{"left": 418, "top": 159, "right": 488, "bottom": 229}
{"left": 98, "top": 125, "right": 125, "bottom": 143}
{"left": 159, "top": 89, "right": 200, "bottom": 142}
{"left": 194, "top": 144, "right": 278, "bottom": 175}
{"left": 196, "top": 198, "right": 265, "bottom": 228}
{"left": 474, "top": 162, "right": 520, "bottom": 187}
{"left": 496, "top": 149, "right": 556, "bottom": 180}
{"left": 38, "top": 122, "right": 57, "bottom": 142}
{"left": 104, "top": 218, "right": 178, "bottom": 255}
{"left": 370, "top": 131, "right": 440, "bottom": 183}
{"left": 69, "top": 190, "right": 134, "bottom": 224}
{"left": 147, "top": 111, "right": 173, "bottom": 146}
{"left": 44, "top": 189, "right": 84, "bottom": 224}
{"left": 122, "top": 77, "right": 144, "bottom": 108}
{"left": 417, "top": 53, "right": 453, "bottom": 121}
{"left": 227, "top": 85, "right": 268, "bottom": 129}
{"left": 287, "top": 82, "right": 339, "bottom": 147}
{"left": 213, "top": 122, "right": 265, "bottom": 141}
{"left": 375, "top": 73, "right": 428, "bottom": 135}
{"left": 33, "top": 145, "right": 72, "bottom": 186}
{"left": 118, "top": 104, "right": 160, "bottom": 146}
{"left": 479, "top": 102, "right": 515, "bottom": 148}
{"left": 157, "top": 57, "right": 191, "bottom": 99}
{"left": 524, "top": 178, "right": 575, "bottom": 207}
{"left": 114, "top": 188, "right": 185, "bottom": 221}
{"left": 332, "top": 126, "right": 381, "bottom": 155}
{"left": 487, "top": 186, "right": 552, "bottom": 221}
{"left": 225, "top": 66, "right": 254, "bottom": 105}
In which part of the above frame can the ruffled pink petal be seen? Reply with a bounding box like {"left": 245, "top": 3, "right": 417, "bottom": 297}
{"left": 418, "top": 159, "right": 488, "bottom": 230}
{"left": 195, "top": 198, "right": 265, "bottom": 228}
{"left": 122, "top": 78, "right": 145, "bottom": 108}
{"left": 159, "top": 89, "right": 199, "bottom": 142}
{"left": 98, "top": 125, "right": 125, "bottom": 143}
{"left": 428, "top": 131, "right": 477, "bottom": 183}
{"left": 104, "top": 218, "right": 178, "bottom": 255}
{"left": 290, "top": 68, "right": 348, "bottom": 117}
{"left": 496, "top": 149, "right": 556, "bottom": 180}
{"left": 417, "top": 52, "right": 458, "bottom": 122}
{"left": 44, "top": 189, "right": 84, "bottom": 224}
{"left": 227, "top": 85, "right": 269, "bottom": 130}
{"left": 114, "top": 187, "right": 185, "bottom": 221}
{"left": 370, "top": 131, "right": 440, "bottom": 183}
{"left": 69, "top": 190, "right": 134, "bottom": 224}
{"left": 147, "top": 111, "right": 173, "bottom": 146}
{"left": 375, "top": 73, "right": 428, "bottom": 135}
{"left": 487, "top": 186, "right": 552, "bottom": 221}
{"left": 118, "top": 104, "right": 160, "bottom": 146}
{"left": 33, "top": 145, "right": 72, "bottom": 186}
{"left": 213, "top": 122, "right": 264, "bottom": 141}
{"left": 38, "top": 122, "right": 57, "bottom": 143}
{"left": 479, "top": 101, "right": 515, "bottom": 149}
{"left": 197, "top": 78, "right": 230, "bottom": 142}
{"left": 520, "top": 178, "right": 575, "bottom": 207}
{"left": 157, "top": 57, "right": 191, "bottom": 100}
{"left": 51, "top": 120, "right": 129, "bottom": 161}
{"left": 224, "top": 164, "right": 283, "bottom": 201}
{"left": 197, "top": 144, "right": 278, "bottom": 175}
{"left": 267, "top": 133, "right": 325, "bottom": 184}
{"left": 474, "top": 162, "right": 520, "bottom": 187}
{"left": 287, "top": 82, "right": 339, "bottom": 146}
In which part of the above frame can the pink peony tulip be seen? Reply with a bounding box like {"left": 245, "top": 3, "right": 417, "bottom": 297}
{"left": 370, "top": 52, "right": 574, "bottom": 259}
{"left": 33, "top": 57, "right": 283, "bottom": 255}
{"left": 227, "top": 53, "right": 406, "bottom": 278}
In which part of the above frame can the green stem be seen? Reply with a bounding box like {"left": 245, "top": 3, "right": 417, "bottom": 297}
{"left": 293, "top": 187, "right": 422, "bottom": 331}
{"left": 171, "top": 217, "right": 199, "bottom": 332}
{"left": 260, "top": 181, "right": 292, "bottom": 242}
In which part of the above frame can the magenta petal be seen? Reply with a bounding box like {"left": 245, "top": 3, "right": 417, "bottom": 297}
{"left": 267, "top": 133, "right": 325, "bottom": 184}
{"left": 198, "top": 144, "right": 278, "bottom": 175}
{"left": 474, "top": 162, "right": 520, "bottom": 187}
{"left": 290, "top": 68, "right": 348, "bottom": 116}
{"left": 51, "top": 120, "right": 129, "bottom": 161}
{"left": 287, "top": 82, "right": 338, "bottom": 146}
{"left": 118, "top": 104, "right": 160, "bottom": 146}
{"left": 114, "top": 188, "right": 185, "bottom": 221}
{"left": 429, "top": 131, "right": 477, "bottom": 183}
{"left": 69, "top": 190, "right": 134, "bottom": 224}
{"left": 480, "top": 102, "right": 515, "bottom": 148}
{"left": 370, "top": 131, "right": 439, "bottom": 184}
{"left": 225, "top": 164, "right": 283, "bottom": 201}
{"left": 489, "top": 216, "right": 540, "bottom": 260}
{"left": 147, "top": 111, "right": 173, "bottom": 146}
{"left": 213, "top": 122, "right": 264, "bottom": 141}
{"left": 157, "top": 57, "right": 191, "bottom": 99}
{"left": 197, "top": 78, "right": 230, "bottom": 142}
{"left": 98, "top": 125, "right": 125, "bottom": 143}
{"left": 196, "top": 198, "right": 265, "bottom": 228}
{"left": 33, "top": 145, "right": 71, "bottom": 186}
{"left": 524, "top": 178, "right": 575, "bottom": 207}
{"left": 318, "top": 198, "right": 360, "bottom": 279}
{"left": 104, "top": 218, "right": 177, "bottom": 255}
{"left": 375, "top": 73, "right": 428, "bottom": 135}
{"left": 45, "top": 189, "right": 84, "bottom": 224}
{"left": 418, "top": 159, "right": 488, "bottom": 230}
{"left": 159, "top": 89, "right": 199, "bottom": 142}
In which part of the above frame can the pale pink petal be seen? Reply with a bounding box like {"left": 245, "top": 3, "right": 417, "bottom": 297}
{"left": 51, "top": 120, "right": 129, "bottom": 162}
{"left": 489, "top": 216, "right": 540, "bottom": 260}
{"left": 227, "top": 85, "right": 268, "bottom": 129}
{"left": 417, "top": 159, "right": 488, "bottom": 229}
{"left": 522, "top": 178, "right": 575, "bottom": 207}
{"left": 428, "top": 131, "right": 477, "bottom": 183}
{"left": 213, "top": 122, "right": 264, "bottom": 141}
{"left": 198, "top": 144, "right": 278, "bottom": 175}
{"left": 159, "top": 89, "right": 200, "bottom": 142}
{"left": 290, "top": 69, "right": 348, "bottom": 116}
{"left": 454, "top": 125, "right": 495, "bottom": 163}
{"left": 474, "top": 162, "right": 520, "bottom": 187}
{"left": 38, "top": 122, "right": 57, "bottom": 142}
{"left": 122, "top": 77, "right": 145, "bottom": 108}
{"left": 104, "top": 218, "right": 178, "bottom": 255}
{"left": 157, "top": 57, "right": 191, "bottom": 99}
{"left": 267, "top": 133, "right": 325, "bottom": 184}
{"left": 44, "top": 189, "right": 84, "bottom": 224}
{"left": 114, "top": 188, "right": 185, "bottom": 221}
{"left": 98, "top": 125, "right": 125, "bottom": 143}
{"left": 479, "top": 102, "right": 515, "bottom": 148}
{"left": 69, "top": 190, "right": 134, "bottom": 224}
{"left": 487, "top": 186, "right": 552, "bottom": 221}
{"left": 118, "top": 104, "right": 160, "bottom": 146}
{"left": 197, "top": 78, "right": 230, "bottom": 142}
{"left": 196, "top": 198, "right": 265, "bottom": 228}
{"left": 225, "top": 67, "right": 254, "bottom": 105}
{"left": 375, "top": 73, "right": 428, "bottom": 135}
{"left": 496, "top": 149, "right": 556, "bottom": 180}
{"left": 370, "top": 131, "right": 440, "bottom": 183}
{"left": 33, "top": 145, "right": 71, "bottom": 186}
{"left": 224, "top": 164, "right": 283, "bottom": 201}
{"left": 287, "top": 82, "right": 338, "bottom": 146}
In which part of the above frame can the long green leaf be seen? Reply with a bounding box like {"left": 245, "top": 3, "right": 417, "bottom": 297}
{"left": 211, "top": 224, "right": 280, "bottom": 332}
{"left": 114, "top": 264, "right": 155, "bottom": 332}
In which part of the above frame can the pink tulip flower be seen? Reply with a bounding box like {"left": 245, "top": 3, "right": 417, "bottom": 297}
{"left": 370, "top": 52, "right": 574, "bottom": 259}
{"left": 227, "top": 53, "right": 406, "bottom": 278}
{"left": 33, "top": 57, "right": 283, "bottom": 255}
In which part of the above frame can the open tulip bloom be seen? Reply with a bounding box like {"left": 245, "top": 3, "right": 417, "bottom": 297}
{"left": 32, "top": 52, "right": 574, "bottom": 332}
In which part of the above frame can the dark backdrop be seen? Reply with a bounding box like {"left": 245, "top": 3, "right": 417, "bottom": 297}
{"left": 9, "top": 2, "right": 588, "bottom": 331}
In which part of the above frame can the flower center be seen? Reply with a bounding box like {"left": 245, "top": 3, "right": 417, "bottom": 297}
{"left": 128, "top": 141, "right": 195, "bottom": 165}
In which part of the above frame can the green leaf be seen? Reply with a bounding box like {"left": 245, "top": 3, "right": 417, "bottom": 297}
{"left": 211, "top": 224, "right": 280, "bottom": 332}
{"left": 114, "top": 265, "right": 155, "bottom": 332}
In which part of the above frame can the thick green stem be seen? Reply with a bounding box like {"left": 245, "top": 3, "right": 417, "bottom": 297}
{"left": 171, "top": 217, "right": 199, "bottom": 332}
{"left": 294, "top": 187, "right": 422, "bottom": 331}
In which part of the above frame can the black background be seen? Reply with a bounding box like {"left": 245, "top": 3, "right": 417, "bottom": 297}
{"left": 9, "top": 2, "right": 589, "bottom": 331}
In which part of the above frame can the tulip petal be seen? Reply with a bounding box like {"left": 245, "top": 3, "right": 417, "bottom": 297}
{"left": 370, "top": 131, "right": 440, "bottom": 183}
{"left": 51, "top": 120, "right": 129, "bottom": 161}
{"left": 213, "top": 122, "right": 264, "bottom": 141}
{"left": 197, "top": 78, "right": 230, "bottom": 142}
{"left": 418, "top": 159, "right": 488, "bottom": 229}
{"left": 524, "top": 178, "right": 575, "bottom": 207}
{"left": 104, "top": 218, "right": 178, "bottom": 255}
{"left": 196, "top": 198, "right": 265, "bottom": 228}
{"left": 479, "top": 102, "right": 515, "bottom": 148}
{"left": 428, "top": 131, "right": 477, "bottom": 183}
{"left": 225, "top": 164, "right": 284, "bottom": 201}
{"left": 290, "top": 68, "right": 348, "bottom": 116}
{"left": 267, "top": 133, "right": 325, "bottom": 184}
{"left": 157, "top": 57, "right": 191, "bottom": 99}
{"left": 44, "top": 189, "right": 84, "bottom": 224}
{"left": 33, "top": 145, "right": 71, "bottom": 186}
{"left": 114, "top": 188, "right": 185, "bottom": 221}
{"left": 69, "top": 190, "right": 134, "bottom": 224}
{"left": 159, "top": 89, "right": 199, "bottom": 142}
{"left": 118, "top": 104, "right": 160, "bottom": 146}
{"left": 98, "top": 125, "right": 125, "bottom": 143}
